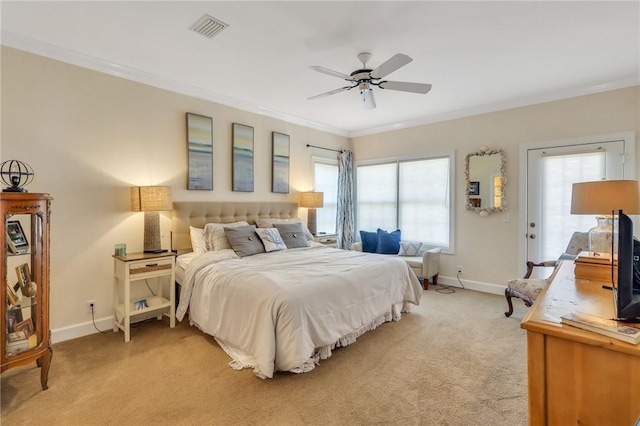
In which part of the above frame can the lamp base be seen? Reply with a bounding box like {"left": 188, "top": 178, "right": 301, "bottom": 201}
{"left": 143, "top": 211, "right": 164, "bottom": 253}
{"left": 307, "top": 208, "right": 317, "bottom": 236}
{"left": 144, "top": 249, "right": 168, "bottom": 254}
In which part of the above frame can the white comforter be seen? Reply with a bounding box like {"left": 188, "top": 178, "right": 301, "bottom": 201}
{"left": 176, "top": 245, "right": 422, "bottom": 378}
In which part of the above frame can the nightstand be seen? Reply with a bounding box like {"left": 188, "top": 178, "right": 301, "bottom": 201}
{"left": 112, "top": 252, "right": 176, "bottom": 342}
{"left": 314, "top": 233, "right": 338, "bottom": 247}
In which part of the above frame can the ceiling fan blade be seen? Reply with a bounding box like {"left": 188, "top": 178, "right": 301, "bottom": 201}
{"left": 309, "top": 66, "right": 353, "bottom": 81}
{"left": 378, "top": 81, "right": 432, "bottom": 94}
{"left": 307, "top": 86, "right": 353, "bottom": 100}
{"left": 370, "top": 54, "right": 412, "bottom": 79}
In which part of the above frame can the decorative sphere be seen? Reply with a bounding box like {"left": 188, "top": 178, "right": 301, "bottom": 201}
{"left": 0, "top": 160, "right": 34, "bottom": 192}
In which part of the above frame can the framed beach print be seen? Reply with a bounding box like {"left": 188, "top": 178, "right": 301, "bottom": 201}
{"left": 272, "top": 132, "right": 290, "bottom": 193}
{"left": 186, "top": 113, "right": 214, "bottom": 190}
{"left": 232, "top": 123, "right": 254, "bottom": 192}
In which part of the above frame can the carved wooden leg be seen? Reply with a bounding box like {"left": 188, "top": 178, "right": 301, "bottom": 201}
{"left": 504, "top": 288, "right": 514, "bottom": 317}
{"left": 39, "top": 346, "right": 53, "bottom": 390}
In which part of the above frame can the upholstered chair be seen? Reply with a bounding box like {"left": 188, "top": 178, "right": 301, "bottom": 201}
{"left": 504, "top": 231, "right": 588, "bottom": 317}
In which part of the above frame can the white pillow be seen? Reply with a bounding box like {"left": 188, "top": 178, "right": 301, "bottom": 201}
{"left": 189, "top": 226, "right": 206, "bottom": 255}
{"left": 398, "top": 241, "right": 422, "bottom": 257}
{"left": 255, "top": 218, "right": 314, "bottom": 241}
{"left": 203, "top": 221, "right": 250, "bottom": 251}
{"left": 255, "top": 228, "right": 287, "bottom": 252}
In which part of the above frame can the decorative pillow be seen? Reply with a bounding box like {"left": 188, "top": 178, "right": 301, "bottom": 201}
{"left": 255, "top": 228, "right": 287, "bottom": 252}
{"left": 376, "top": 229, "right": 401, "bottom": 254}
{"left": 189, "top": 226, "right": 206, "bottom": 255}
{"left": 224, "top": 225, "right": 266, "bottom": 257}
{"left": 274, "top": 223, "right": 310, "bottom": 249}
{"left": 203, "top": 221, "right": 250, "bottom": 251}
{"left": 398, "top": 241, "right": 422, "bottom": 257}
{"left": 359, "top": 230, "right": 378, "bottom": 253}
{"left": 255, "top": 218, "right": 314, "bottom": 241}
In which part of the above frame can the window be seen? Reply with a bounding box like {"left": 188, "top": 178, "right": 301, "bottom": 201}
{"left": 357, "top": 154, "right": 453, "bottom": 250}
{"left": 313, "top": 159, "right": 338, "bottom": 235}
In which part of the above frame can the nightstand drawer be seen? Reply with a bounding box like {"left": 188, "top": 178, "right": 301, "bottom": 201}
{"left": 129, "top": 258, "right": 173, "bottom": 275}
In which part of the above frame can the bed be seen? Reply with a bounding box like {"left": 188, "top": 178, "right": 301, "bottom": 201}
{"left": 172, "top": 202, "right": 423, "bottom": 379}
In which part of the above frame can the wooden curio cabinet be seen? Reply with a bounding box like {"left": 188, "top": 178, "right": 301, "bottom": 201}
{"left": 1, "top": 193, "right": 53, "bottom": 390}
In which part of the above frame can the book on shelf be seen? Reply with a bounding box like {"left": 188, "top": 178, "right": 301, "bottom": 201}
{"left": 560, "top": 311, "right": 640, "bottom": 345}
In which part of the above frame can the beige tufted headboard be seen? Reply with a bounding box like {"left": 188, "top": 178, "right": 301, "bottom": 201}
{"left": 172, "top": 201, "right": 299, "bottom": 252}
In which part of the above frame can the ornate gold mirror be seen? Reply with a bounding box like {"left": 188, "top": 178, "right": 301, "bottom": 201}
{"left": 465, "top": 148, "right": 506, "bottom": 216}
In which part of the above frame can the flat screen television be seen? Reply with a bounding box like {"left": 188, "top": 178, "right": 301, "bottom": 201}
{"left": 614, "top": 210, "right": 640, "bottom": 322}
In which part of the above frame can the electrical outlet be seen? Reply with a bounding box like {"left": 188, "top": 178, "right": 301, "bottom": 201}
{"left": 87, "top": 300, "right": 96, "bottom": 314}
{"left": 457, "top": 265, "right": 463, "bottom": 274}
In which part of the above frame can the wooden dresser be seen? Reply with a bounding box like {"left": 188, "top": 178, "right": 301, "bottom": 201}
{"left": 521, "top": 260, "right": 640, "bottom": 425}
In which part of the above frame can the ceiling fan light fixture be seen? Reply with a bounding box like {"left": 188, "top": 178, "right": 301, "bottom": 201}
{"left": 361, "top": 88, "right": 376, "bottom": 110}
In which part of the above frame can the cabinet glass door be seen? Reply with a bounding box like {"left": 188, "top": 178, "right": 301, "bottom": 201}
{"left": 5, "top": 212, "right": 43, "bottom": 357}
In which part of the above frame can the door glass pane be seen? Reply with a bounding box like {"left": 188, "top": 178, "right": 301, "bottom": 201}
{"left": 540, "top": 151, "right": 605, "bottom": 260}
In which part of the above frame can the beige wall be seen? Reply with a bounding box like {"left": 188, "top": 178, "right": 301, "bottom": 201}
{"left": 3, "top": 44, "right": 639, "bottom": 339}
{"left": 1, "top": 47, "right": 349, "bottom": 339}
{"left": 352, "top": 86, "right": 640, "bottom": 287}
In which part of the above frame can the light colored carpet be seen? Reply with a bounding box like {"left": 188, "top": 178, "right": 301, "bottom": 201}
{"left": 1, "top": 287, "right": 529, "bottom": 425}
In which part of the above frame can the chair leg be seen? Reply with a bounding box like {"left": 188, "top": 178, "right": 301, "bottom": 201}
{"left": 422, "top": 277, "right": 428, "bottom": 291}
{"left": 432, "top": 273, "right": 438, "bottom": 286}
{"left": 504, "top": 288, "right": 514, "bottom": 317}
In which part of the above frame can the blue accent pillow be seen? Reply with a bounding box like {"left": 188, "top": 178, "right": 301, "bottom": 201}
{"left": 360, "top": 230, "right": 378, "bottom": 253}
{"left": 376, "top": 229, "right": 401, "bottom": 254}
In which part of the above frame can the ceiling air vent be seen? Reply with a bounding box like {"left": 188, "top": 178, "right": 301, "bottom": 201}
{"left": 189, "top": 14, "right": 229, "bottom": 39}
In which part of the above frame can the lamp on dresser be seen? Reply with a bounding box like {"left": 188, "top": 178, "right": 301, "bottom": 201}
{"left": 299, "top": 191, "right": 323, "bottom": 236}
{"left": 571, "top": 179, "right": 640, "bottom": 254}
{"left": 571, "top": 179, "right": 640, "bottom": 281}
{"left": 131, "top": 186, "right": 172, "bottom": 253}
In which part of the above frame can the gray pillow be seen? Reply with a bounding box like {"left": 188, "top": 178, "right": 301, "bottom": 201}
{"left": 274, "top": 223, "right": 310, "bottom": 249}
{"left": 224, "top": 225, "right": 266, "bottom": 257}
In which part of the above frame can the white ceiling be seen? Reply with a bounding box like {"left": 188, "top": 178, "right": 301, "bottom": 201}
{"left": 2, "top": 1, "right": 639, "bottom": 137}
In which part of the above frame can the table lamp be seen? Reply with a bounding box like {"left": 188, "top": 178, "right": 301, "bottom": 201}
{"left": 299, "top": 191, "right": 324, "bottom": 236}
{"left": 571, "top": 179, "right": 640, "bottom": 255}
{"left": 131, "top": 186, "right": 172, "bottom": 253}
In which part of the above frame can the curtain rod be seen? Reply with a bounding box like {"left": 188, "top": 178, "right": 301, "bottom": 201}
{"left": 306, "top": 144, "right": 344, "bottom": 153}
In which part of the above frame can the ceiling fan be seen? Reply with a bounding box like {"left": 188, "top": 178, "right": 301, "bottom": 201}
{"left": 308, "top": 52, "right": 432, "bottom": 110}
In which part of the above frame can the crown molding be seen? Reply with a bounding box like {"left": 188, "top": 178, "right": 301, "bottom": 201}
{"left": 349, "top": 77, "right": 639, "bottom": 138}
{"left": 3, "top": 30, "right": 637, "bottom": 140}
{"left": 1, "top": 30, "right": 350, "bottom": 138}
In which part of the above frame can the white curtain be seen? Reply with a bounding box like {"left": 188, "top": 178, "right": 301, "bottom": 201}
{"left": 336, "top": 150, "right": 355, "bottom": 249}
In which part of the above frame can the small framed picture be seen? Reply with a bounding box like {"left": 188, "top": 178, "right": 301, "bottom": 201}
{"left": 6, "top": 220, "right": 28, "bottom": 254}
{"left": 6, "top": 309, "right": 23, "bottom": 333}
{"left": 15, "top": 263, "right": 31, "bottom": 288}
{"left": 6, "top": 280, "right": 19, "bottom": 307}
{"left": 469, "top": 181, "right": 480, "bottom": 196}
{"left": 14, "top": 318, "right": 34, "bottom": 337}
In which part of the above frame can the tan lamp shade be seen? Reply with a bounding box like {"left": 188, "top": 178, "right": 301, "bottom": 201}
{"left": 131, "top": 186, "right": 173, "bottom": 212}
{"left": 130, "top": 186, "right": 172, "bottom": 253}
{"left": 571, "top": 180, "right": 640, "bottom": 215}
{"left": 299, "top": 191, "right": 324, "bottom": 208}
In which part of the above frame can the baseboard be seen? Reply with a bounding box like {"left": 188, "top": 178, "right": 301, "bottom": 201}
{"left": 435, "top": 275, "right": 506, "bottom": 295}
{"left": 51, "top": 316, "right": 114, "bottom": 344}
{"left": 52, "top": 278, "right": 506, "bottom": 344}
